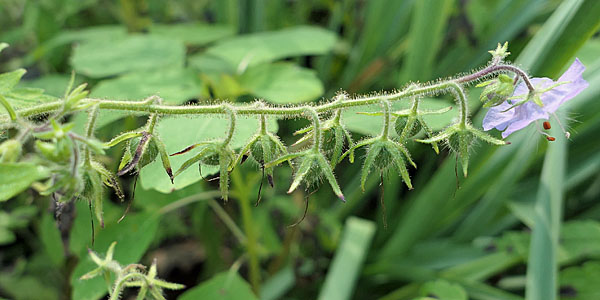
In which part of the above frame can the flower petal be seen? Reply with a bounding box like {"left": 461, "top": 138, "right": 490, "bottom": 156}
{"left": 482, "top": 101, "right": 514, "bottom": 131}
{"left": 544, "top": 58, "right": 589, "bottom": 113}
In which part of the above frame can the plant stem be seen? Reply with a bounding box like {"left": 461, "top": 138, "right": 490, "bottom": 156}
{"left": 5, "top": 62, "right": 533, "bottom": 124}
{"left": 380, "top": 100, "right": 392, "bottom": 140}
{"left": 231, "top": 168, "right": 261, "bottom": 294}
{"left": 223, "top": 104, "right": 236, "bottom": 146}
{"left": 304, "top": 107, "right": 322, "bottom": 152}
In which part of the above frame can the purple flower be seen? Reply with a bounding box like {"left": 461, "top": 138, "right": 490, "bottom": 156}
{"left": 482, "top": 58, "right": 588, "bottom": 138}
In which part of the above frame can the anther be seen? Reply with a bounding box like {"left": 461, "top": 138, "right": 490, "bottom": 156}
{"left": 546, "top": 136, "right": 556, "bottom": 142}
{"left": 543, "top": 121, "right": 551, "bottom": 130}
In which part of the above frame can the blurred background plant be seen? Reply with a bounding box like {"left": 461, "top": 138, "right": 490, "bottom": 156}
{"left": 1, "top": 0, "right": 600, "bottom": 299}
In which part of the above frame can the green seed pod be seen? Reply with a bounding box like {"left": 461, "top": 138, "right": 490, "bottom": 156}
{"left": 128, "top": 136, "right": 159, "bottom": 169}
{"left": 201, "top": 153, "right": 220, "bottom": 166}
{"left": 250, "top": 135, "right": 277, "bottom": 164}
{"left": 0, "top": 139, "right": 22, "bottom": 163}
{"left": 448, "top": 131, "right": 474, "bottom": 153}
{"left": 373, "top": 145, "right": 394, "bottom": 171}
{"left": 395, "top": 117, "right": 422, "bottom": 137}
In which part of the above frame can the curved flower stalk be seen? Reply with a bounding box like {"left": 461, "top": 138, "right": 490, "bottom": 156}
{"left": 416, "top": 82, "right": 508, "bottom": 177}
{"left": 483, "top": 58, "right": 588, "bottom": 139}
{"left": 266, "top": 108, "right": 345, "bottom": 202}
{"left": 293, "top": 108, "right": 354, "bottom": 167}
{"left": 341, "top": 100, "right": 416, "bottom": 190}
{"left": 170, "top": 105, "right": 237, "bottom": 201}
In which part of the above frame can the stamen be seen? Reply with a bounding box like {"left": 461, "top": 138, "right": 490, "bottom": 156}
{"left": 535, "top": 121, "right": 554, "bottom": 139}
{"left": 551, "top": 113, "right": 570, "bottom": 139}
{"left": 543, "top": 121, "right": 551, "bottom": 130}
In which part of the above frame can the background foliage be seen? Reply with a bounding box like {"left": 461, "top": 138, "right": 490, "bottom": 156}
{"left": 1, "top": 0, "right": 600, "bottom": 299}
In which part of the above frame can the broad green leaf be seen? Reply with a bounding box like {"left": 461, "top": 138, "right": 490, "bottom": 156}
{"left": 70, "top": 204, "right": 160, "bottom": 300}
{"left": 418, "top": 280, "right": 467, "bottom": 300}
{"left": 91, "top": 68, "right": 204, "bottom": 102}
{"left": 74, "top": 67, "right": 206, "bottom": 129}
{"left": 0, "top": 273, "right": 59, "bottom": 300}
{"left": 0, "top": 163, "right": 50, "bottom": 201}
{"left": 39, "top": 212, "right": 65, "bottom": 266}
{"left": 189, "top": 53, "right": 237, "bottom": 74}
{"left": 179, "top": 271, "right": 258, "bottom": 300}
{"left": 559, "top": 261, "right": 600, "bottom": 300}
{"left": 560, "top": 221, "right": 600, "bottom": 264}
{"left": 204, "top": 26, "right": 337, "bottom": 68}
{"left": 21, "top": 74, "right": 83, "bottom": 97}
{"left": 0, "top": 207, "right": 37, "bottom": 245}
{"left": 71, "top": 35, "right": 186, "bottom": 78}
{"left": 139, "top": 116, "right": 278, "bottom": 193}
{"left": 28, "top": 25, "right": 127, "bottom": 63}
{"left": 239, "top": 63, "right": 324, "bottom": 104}
{"left": 1, "top": 87, "right": 57, "bottom": 113}
{"left": 318, "top": 217, "right": 375, "bottom": 300}
{"left": 149, "top": 23, "right": 235, "bottom": 46}
{"left": 0, "top": 69, "right": 26, "bottom": 94}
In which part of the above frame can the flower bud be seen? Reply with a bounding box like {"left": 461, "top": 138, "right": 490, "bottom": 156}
{"left": 35, "top": 139, "right": 72, "bottom": 163}
{"left": 250, "top": 135, "right": 277, "bottom": 165}
{"left": 395, "top": 117, "right": 422, "bottom": 137}
{"left": 478, "top": 74, "right": 515, "bottom": 107}
{"left": 0, "top": 139, "right": 22, "bottom": 163}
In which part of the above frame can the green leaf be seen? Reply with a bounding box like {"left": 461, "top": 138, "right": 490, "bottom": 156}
{"left": 28, "top": 25, "right": 127, "bottom": 63}
{"left": 0, "top": 42, "right": 8, "bottom": 54}
{"left": 521, "top": 0, "right": 600, "bottom": 76}
{"left": 0, "top": 69, "right": 26, "bottom": 94}
{"left": 419, "top": 279, "right": 468, "bottom": 300}
{"left": 179, "top": 271, "right": 258, "bottom": 300}
{"left": 204, "top": 26, "right": 337, "bottom": 68}
{"left": 239, "top": 63, "right": 324, "bottom": 104}
{"left": 318, "top": 217, "right": 376, "bottom": 300}
{"left": 0, "top": 163, "right": 50, "bottom": 201}
{"left": 559, "top": 261, "right": 600, "bottom": 300}
{"left": 260, "top": 266, "right": 295, "bottom": 300}
{"left": 73, "top": 67, "right": 206, "bottom": 129}
{"left": 400, "top": 0, "right": 454, "bottom": 83}
{"left": 21, "top": 74, "right": 78, "bottom": 98}
{"left": 70, "top": 35, "right": 186, "bottom": 78}
{"left": 149, "top": 23, "right": 234, "bottom": 46}
{"left": 39, "top": 212, "right": 65, "bottom": 266}
{"left": 139, "top": 116, "right": 278, "bottom": 193}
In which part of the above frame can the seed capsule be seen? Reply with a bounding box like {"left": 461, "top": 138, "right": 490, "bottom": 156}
{"left": 543, "top": 121, "right": 551, "bottom": 130}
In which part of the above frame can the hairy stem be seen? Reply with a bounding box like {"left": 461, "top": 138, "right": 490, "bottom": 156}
{"left": 223, "top": 104, "right": 236, "bottom": 146}
{"left": 445, "top": 82, "right": 469, "bottom": 126}
{"left": 304, "top": 107, "right": 322, "bottom": 152}
{"left": 456, "top": 63, "right": 535, "bottom": 92}
{"left": 84, "top": 105, "right": 99, "bottom": 163}
{"left": 380, "top": 100, "right": 392, "bottom": 140}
